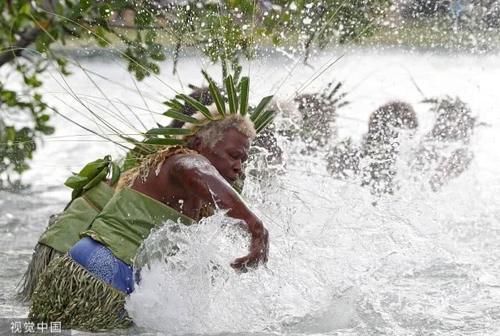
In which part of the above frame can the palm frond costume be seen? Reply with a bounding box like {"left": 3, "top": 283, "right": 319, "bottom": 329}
{"left": 17, "top": 158, "right": 118, "bottom": 302}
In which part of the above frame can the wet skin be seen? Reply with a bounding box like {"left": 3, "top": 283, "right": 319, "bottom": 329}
{"left": 132, "top": 127, "right": 269, "bottom": 271}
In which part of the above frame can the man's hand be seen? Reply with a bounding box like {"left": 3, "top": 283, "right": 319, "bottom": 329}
{"left": 231, "top": 228, "right": 269, "bottom": 272}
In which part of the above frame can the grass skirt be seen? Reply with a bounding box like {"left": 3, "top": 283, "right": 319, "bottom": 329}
{"left": 17, "top": 242, "right": 63, "bottom": 302}
{"left": 17, "top": 214, "right": 62, "bottom": 302}
{"left": 29, "top": 254, "right": 132, "bottom": 331}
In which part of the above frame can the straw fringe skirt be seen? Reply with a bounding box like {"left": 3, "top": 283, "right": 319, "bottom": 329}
{"left": 29, "top": 254, "right": 132, "bottom": 331}
{"left": 17, "top": 214, "right": 63, "bottom": 302}
{"left": 17, "top": 242, "right": 63, "bottom": 302}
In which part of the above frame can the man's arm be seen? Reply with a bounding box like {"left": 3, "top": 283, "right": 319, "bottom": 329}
{"left": 170, "top": 154, "right": 268, "bottom": 270}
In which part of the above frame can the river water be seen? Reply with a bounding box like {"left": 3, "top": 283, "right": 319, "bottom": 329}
{"left": 0, "top": 49, "right": 499, "bottom": 335}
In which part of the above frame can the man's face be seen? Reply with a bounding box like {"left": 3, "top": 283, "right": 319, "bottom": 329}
{"left": 198, "top": 128, "right": 250, "bottom": 183}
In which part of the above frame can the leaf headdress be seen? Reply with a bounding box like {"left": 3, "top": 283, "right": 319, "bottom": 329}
{"left": 140, "top": 71, "right": 275, "bottom": 150}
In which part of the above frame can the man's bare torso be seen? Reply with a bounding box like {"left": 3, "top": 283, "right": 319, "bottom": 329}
{"left": 131, "top": 153, "right": 210, "bottom": 220}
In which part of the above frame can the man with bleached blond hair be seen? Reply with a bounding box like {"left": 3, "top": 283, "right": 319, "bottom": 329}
{"left": 29, "top": 73, "right": 274, "bottom": 331}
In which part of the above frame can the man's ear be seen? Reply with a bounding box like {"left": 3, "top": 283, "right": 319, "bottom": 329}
{"left": 191, "top": 136, "right": 202, "bottom": 151}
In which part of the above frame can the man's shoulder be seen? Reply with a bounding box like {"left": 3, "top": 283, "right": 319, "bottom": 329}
{"left": 166, "top": 152, "right": 212, "bottom": 172}
{"left": 167, "top": 152, "right": 204, "bottom": 163}
{"left": 165, "top": 152, "right": 217, "bottom": 185}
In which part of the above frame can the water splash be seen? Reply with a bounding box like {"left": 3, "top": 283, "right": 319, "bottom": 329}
{"left": 126, "top": 136, "right": 498, "bottom": 335}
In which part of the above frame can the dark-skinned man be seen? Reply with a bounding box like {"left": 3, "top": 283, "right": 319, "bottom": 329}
{"left": 29, "top": 75, "right": 274, "bottom": 331}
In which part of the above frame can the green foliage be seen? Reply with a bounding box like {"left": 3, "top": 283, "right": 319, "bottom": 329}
{"left": 0, "top": 0, "right": 166, "bottom": 186}
{"left": 0, "top": 83, "right": 54, "bottom": 179}
{"left": 64, "top": 154, "right": 120, "bottom": 200}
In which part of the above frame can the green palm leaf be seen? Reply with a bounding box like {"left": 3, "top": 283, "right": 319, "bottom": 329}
{"left": 239, "top": 76, "right": 249, "bottom": 116}
{"left": 145, "top": 127, "right": 194, "bottom": 137}
{"left": 164, "top": 109, "right": 203, "bottom": 125}
{"left": 202, "top": 70, "right": 226, "bottom": 116}
{"left": 255, "top": 111, "right": 275, "bottom": 133}
{"left": 225, "top": 75, "right": 238, "bottom": 114}
{"left": 176, "top": 94, "right": 214, "bottom": 121}
{"left": 250, "top": 95, "right": 273, "bottom": 122}
{"left": 163, "top": 99, "right": 184, "bottom": 112}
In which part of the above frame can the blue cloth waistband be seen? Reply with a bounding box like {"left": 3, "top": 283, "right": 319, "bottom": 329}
{"left": 69, "top": 237, "right": 135, "bottom": 294}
